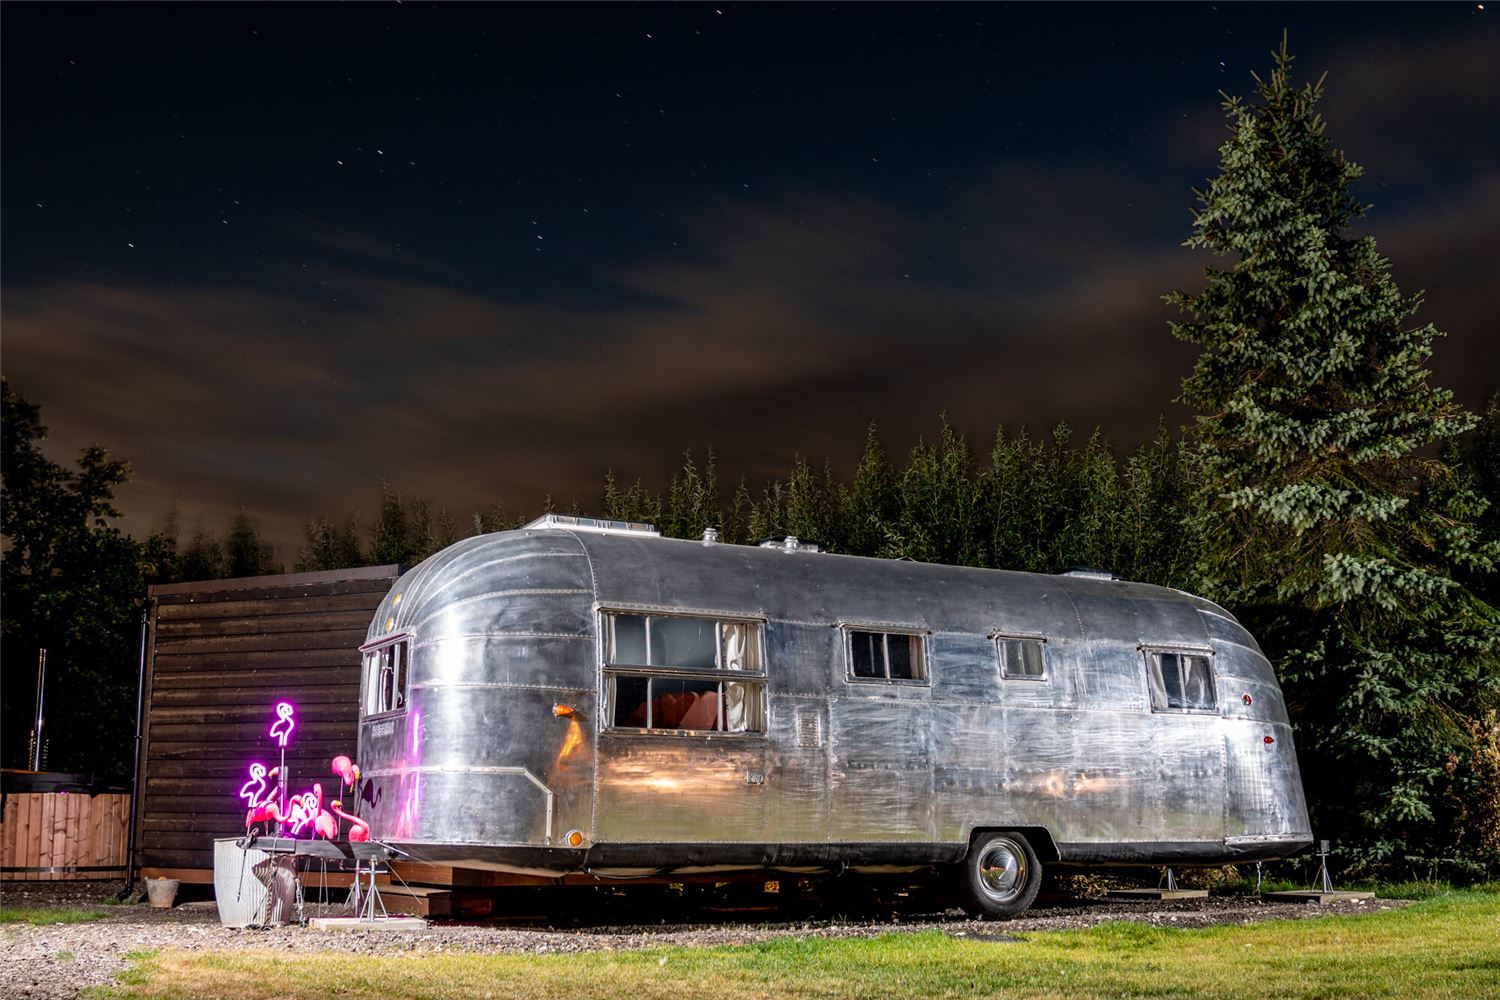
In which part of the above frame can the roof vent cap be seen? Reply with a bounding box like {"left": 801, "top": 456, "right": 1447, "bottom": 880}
{"left": 523, "top": 514, "right": 660, "bottom": 537}
{"left": 757, "top": 535, "right": 822, "bottom": 553}
{"left": 1061, "top": 566, "right": 1122, "bottom": 581}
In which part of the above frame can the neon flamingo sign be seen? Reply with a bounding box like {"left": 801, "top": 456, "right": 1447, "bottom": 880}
{"left": 238, "top": 763, "right": 268, "bottom": 807}
{"left": 269, "top": 702, "right": 296, "bottom": 746}
{"left": 236, "top": 698, "right": 369, "bottom": 843}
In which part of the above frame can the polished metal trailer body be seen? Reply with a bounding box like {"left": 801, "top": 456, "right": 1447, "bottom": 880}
{"left": 356, "top": 516, "right": 1310, "bottom": 894}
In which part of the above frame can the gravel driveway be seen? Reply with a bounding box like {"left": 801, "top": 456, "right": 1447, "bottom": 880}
{"left": 3, "top": 880, "right": 1403, "bottom": 999}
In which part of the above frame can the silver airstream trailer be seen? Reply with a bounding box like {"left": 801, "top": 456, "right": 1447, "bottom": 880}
{"left": 356, "top": 515, "right": 1311, "bottom": 917}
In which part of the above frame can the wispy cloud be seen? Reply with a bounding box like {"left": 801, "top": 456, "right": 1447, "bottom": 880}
{"left": 5, "top": 26, "right": 1493, "bottom": 556}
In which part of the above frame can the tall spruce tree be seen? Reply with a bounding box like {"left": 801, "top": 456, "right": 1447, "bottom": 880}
{"left": 1168, "top": 41, "right": 1500, "bottom": 872}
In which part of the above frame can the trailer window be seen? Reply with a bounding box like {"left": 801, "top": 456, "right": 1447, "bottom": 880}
{"left": 603, "top": 612, "right": 765, "bottom": 734}
{"left": 361, "top": 637, "right": 410, "bottom": 716}
{"left": 1144, "top": 650, "right": 1216, "bottom": 712}
{"left": 845, "top": 628, "right": 928, "bottom": 683}
{"left": 997, "top": 636, "right": 1045, "bottom": 679}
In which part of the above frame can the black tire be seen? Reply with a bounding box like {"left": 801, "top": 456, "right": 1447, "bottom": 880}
{"left": 957, "top": 831, "right": 1042, "bottom": 919}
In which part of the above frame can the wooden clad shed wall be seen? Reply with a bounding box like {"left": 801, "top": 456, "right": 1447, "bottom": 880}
{"left": 138, "top": 566, "right": 399, "bottom": 875}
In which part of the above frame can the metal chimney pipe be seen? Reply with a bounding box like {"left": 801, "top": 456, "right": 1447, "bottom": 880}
{"left": 30, "top": 648, "right": 47, "bottom": 770}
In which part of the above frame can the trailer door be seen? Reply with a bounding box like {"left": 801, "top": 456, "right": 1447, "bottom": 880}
{"left": 828, "top": 627, "right": 935, "bottom": 843}
{"left": 1142, "top": 647, "right": 1226, "bottom": 847}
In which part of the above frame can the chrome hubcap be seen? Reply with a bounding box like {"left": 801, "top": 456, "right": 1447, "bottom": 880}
{"left": 977, "top": 840, "right": 1026, "bottom": 902}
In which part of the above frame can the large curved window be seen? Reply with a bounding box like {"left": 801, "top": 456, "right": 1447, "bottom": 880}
{"left": 602, "top": 612, "right": 765, "bottom": 734}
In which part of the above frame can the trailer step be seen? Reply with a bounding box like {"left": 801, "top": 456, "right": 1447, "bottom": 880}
{"left": 1106, "top": 888, "right": 1209, "bottom": 900}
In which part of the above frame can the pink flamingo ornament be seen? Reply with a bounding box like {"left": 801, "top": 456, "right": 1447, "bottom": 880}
{"left": 246, "top": 797, "right": 282, "bottom": 829}
{"left": 269, "top": 702, "right": 296, "bottom": 747}
{"left": 328, "top": 800, "right": 371, "bottom": 842}
{"left": 311, "top": 783, "right": 339, "bottom": 840}
{"left": 331, "top": 755, "right": 361, "bottom": 791}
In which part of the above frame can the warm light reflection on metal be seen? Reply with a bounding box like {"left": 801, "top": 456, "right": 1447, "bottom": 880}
{"left": 554, "top": 719, "right": 583, "bottom": 762}
{"left": 618, "top": 772, "right": 689, "bottom": 793}
{"left": 1072, "top": 773, "right": 1115, "bottom": 795}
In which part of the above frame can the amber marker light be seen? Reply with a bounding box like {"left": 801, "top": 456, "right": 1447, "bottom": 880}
{"left": 553, "top": 703, "right": 577, "bottom": 718}
{"left": 566, "top": 830, "right": 585, "bottom": 847}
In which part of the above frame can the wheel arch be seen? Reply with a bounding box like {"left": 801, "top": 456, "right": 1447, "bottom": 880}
{"left": 967, "top": 825, "right": 1059, "bottom": 864}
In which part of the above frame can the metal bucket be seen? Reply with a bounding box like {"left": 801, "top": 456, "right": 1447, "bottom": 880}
{"left": 145, "top": 877, "right": 179, "bottom": 908}
{"left": 213, "top": 837, "right": 297, "bottom": 927}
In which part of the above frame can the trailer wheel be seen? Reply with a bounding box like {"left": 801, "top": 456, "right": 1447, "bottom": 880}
{"left": 958, "top": 832, "right": 1041, "bottom": 919}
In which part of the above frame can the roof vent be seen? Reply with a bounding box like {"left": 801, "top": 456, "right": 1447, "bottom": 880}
{"left": 1061, "top": 566, "right": 1122, "bottom": 581}
{"left": 757, "top": 535, "right": 822, "bottom": 553}
{"left": 523, "top": 514, "right": 660, "bottom": 537}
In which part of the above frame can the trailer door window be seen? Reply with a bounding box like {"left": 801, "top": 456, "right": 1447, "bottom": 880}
{"left": 1144, "top": 649, "right": 1217, "bottom": 712}
{"left": 361, "top": 636, "right": 410, "bottom": 716}
{"left": 603, "top": 612, "right": 765, "bottom": 734}
{"left": 846, "top": 628, "right": 928, "bottom": 683}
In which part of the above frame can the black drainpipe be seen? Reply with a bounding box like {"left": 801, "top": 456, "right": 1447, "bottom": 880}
{"left": 117, "top": 601, "right": 151, "bottom": 901}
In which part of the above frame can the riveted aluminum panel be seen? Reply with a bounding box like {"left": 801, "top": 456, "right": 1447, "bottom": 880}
{"left": 1225, "top": 718, "right": 1309, "bottom": 840}
{"left": 594, "top": 733, "right": 767, "bottom": 842}
{"left": 764, "top": 694, "right": 830, "bottom": 841}
{"left": 829, "top": 690, "right": 934, "bottom": 841}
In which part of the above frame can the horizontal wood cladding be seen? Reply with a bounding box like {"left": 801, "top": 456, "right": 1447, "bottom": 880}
{"left": 151, "top": 649, "right": 359, "bottom": 676}
{"left": 144, "top": 816, "right": 245, "bottom": 838}
{"left": 155, "top": 578, "right": 394, "bottom": 611}
{"left": 147, "top": 761, "right": 355, "bottom": 785}
{"left": 152, "top": 628, "right": 371, "bottom": 656}
{"left": 149, "top": 722, "right": 360, "bottom": 745}
{"left": 148, "top": 697, "right": 357, "bottom": 722}
{"left": 146, "top": 742, "right": 354, "bottom": 767}
{"left": 159, "top": 610, "right": 377, "bottom": 639}
{"left": 148, "top": 684, "right": 359, "bottom": 708}
{"left": 141, "top": 846, "right": 242, "bottom": 870}
{"left": 156, "top": 591, "right": 392, "bottom": 622}
{"left": 139, "top": 567, "right": 398, "bottom": 874}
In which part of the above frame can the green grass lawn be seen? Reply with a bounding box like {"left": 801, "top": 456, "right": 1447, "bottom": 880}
{"left": 1, "top": 906, "right": 113, "bottom": 925}
{"left": 93, "top": 888, "right": 1500, "bottom": 1000}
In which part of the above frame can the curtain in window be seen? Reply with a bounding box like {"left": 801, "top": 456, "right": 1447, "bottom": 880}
{"left": 723, "top": 621, "right": 749, "bottom": 731}
{"left": 1146, "top": 652, "right": 1170, "bottom": 710}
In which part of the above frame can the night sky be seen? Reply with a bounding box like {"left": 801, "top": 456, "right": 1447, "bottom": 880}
{"left": 4, "top": 3, "right": 1496, "bottom": 556}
